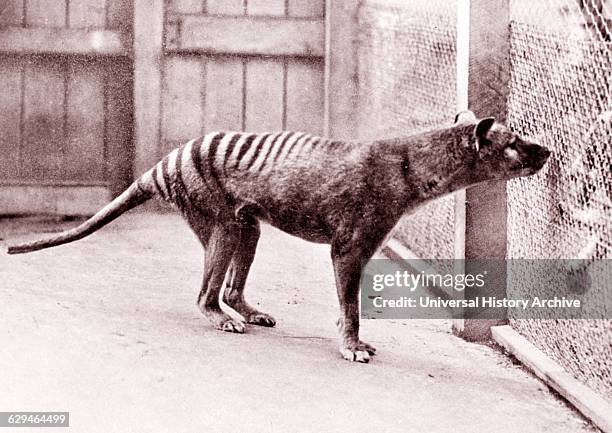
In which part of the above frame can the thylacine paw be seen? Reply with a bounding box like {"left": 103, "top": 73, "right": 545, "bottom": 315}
{"left": 358, "top": 340, "right": 377, "bottom": 355}
{"left": 246, "top": 312, "right": 276, "bottom": 327}
{"left": 220, "top": 319, "right": 245, "bottom": 333}
{"left": 202, "top": 309, "right": 246, "bottom": 334}
{"left": 339, "top": 339, "right": 376, "bottom": 363}
{"left": 225, "top": 299, "right": 276, "bottom": 327}
{"left": 339, "top": 344, "right": 371, "bottom": 363}
{"left": 336, "top": 318, "right": 375, "bottom": 361}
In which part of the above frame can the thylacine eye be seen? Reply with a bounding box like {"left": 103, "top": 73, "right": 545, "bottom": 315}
{"left": 504, "top": 146, "right": 520, "bottom": 161}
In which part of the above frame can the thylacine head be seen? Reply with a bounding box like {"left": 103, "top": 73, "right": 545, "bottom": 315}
{"left": 452, "top": 110, "right": 551, "bottom": 184}
{"left": 373, "top": 110, "right": 551, "bottom": 207}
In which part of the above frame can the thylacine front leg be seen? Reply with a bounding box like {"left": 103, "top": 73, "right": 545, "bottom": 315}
{"left": 331, "top": 228, "right": 382, "bottom": 363}
{"left": 223, "top": 216, "right": 276, "bottom": 327}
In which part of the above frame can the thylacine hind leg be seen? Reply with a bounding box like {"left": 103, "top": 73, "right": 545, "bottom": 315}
{"left": 223, "top": 217, "right": 276, "bottom": 327}
{"left": 185, "top": 210, "right": 245, "bottom": 333}
{"left": 197, "top": 224, "right": 245, "bottom": 333}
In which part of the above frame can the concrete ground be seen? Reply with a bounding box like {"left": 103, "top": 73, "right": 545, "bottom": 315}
{"left": 0, "top": 213, "right": 596, "bottom": 433}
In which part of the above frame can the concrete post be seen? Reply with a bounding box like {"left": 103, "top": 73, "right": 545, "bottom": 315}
{"left": 454, "top": 0, "right": 511, "bottom": 341}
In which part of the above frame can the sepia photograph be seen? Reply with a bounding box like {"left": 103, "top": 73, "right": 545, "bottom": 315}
{"left": 0, "top": 0, "right": 610, "bottom": 431}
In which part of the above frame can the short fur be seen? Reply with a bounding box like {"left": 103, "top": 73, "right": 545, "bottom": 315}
{"left": 7, "top": 112, "right": 551, "bottom": 362}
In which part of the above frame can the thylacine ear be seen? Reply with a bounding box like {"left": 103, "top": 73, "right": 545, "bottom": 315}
{"left": 473, "top": 117, "right": 496, "bottom": 153}
{"left": 454, "top": 110, "right": 476, "bottom": 124}
{"left": 475, "top": 117, "right": 496, "bottom": 140}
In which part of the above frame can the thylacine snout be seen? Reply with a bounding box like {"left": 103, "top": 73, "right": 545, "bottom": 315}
{"left": 521, "top": 141, "right": 551, "bottom": 170}
{"left": 502, "top": 139, "right": 551, "bottom": 176}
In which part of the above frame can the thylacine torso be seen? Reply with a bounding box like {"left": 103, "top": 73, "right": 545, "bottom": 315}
{"left": 145, "top": 125, "right": 500, "bottom": 243}
{"left": 8, "top": 111, "right": 551, "bottom": 363}
{"left": 148, "top": 131, "right": 396, "bottom": 244}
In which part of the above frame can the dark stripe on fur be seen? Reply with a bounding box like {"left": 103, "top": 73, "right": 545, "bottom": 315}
{"left": 173, "top": 145, "right": 193, "bottom": 211}
{"left": 192, "top": 133, "right": 221, "bottom": 195}
{"left": 256, "top": 132, "right": 285, "bottom": 172}
{"left": 208, "top": 133, "right": 235, "bottom": 204}
{"left": 223, "top": 133, "right": 245, "bottom": 173}
{"left": 244, "top": 133, "right": 273, "bottom": 171}
{"left": 161, "top": 156, "right": 173, "bottom": 202}
{"left": 310, "top": 136, "right": 323, "bottom": 150}
{"left": 234, "top": 134, "right": 257, "bottom": 169}
{"left": 151, "top": 164, "right": 163, "bottom": 199}
{"left": 272, "top": 132, "right": 302, "bottom": 164}
{"left": 284, "top": 133, "right": 309, "bottom": 161}
{"left": 296, "top": 136, "right": 317, "bottom": 158}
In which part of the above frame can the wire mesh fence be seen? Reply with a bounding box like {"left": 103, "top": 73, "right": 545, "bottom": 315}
{"left": 356, "top": 0, "right": 458, "bottom": 270}
{"left": 506, "top": 0, "right": 612, "bottom": 401}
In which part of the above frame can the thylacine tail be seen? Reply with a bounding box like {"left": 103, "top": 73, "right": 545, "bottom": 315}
{"left": 7, "top": 180, "right": 155, "bottom": 255}
{"left": 6, "top": 134, "right": 202, "bottom": 255}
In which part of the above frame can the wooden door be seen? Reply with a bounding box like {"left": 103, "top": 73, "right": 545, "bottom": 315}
{"left": 0, "top": 0, "right": 133, "bottom": 215}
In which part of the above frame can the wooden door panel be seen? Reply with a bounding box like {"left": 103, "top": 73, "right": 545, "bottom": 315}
{"left": 69, "top": 0, "right": 106, "bottom": 28}
{"left": 204, "top": 58, "right": 244, "bottom": 131}
{"left": 0, "top": 62, "right": 22, "bottom": 180}
{"left": 22, "top": 60, "right": 65, "bottom": 183}
{"left": 288, "top": 0, "right": 324, "bottom": 17}
{"left": 206, "top": 0, "right": 244, "bottom": 15}
{"left": 66, "top": 60, "right": 105, "bottom": 182}
{"left": 161, "top": 56, "right": 205, "bottom": 151}
{"left": 247, "top": 0, "right": 285, "bottom": 16}
{"left": 286, "top": 59, "right": 324, "bottom": 134}
{"left": 245, "top": 59, "right": 284, "bottom": 131}
{"left": 25, "top": 0, "right": 67, "bottom": 27}
{"left": 0, "top": 0, "right": 24, "bottom": 26}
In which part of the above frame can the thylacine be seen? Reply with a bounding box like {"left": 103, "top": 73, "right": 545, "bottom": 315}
{"left": 7, "top": 111, "right": 550, "bottom": 363}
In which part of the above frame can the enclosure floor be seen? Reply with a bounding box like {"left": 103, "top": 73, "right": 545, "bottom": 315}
{"left": 0, "top": 213, "right": 596, "bottom": 433}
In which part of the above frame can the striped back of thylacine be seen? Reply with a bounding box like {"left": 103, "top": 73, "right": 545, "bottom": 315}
{"left": 139, "top": 131, "right": 339, "bottom": 212}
